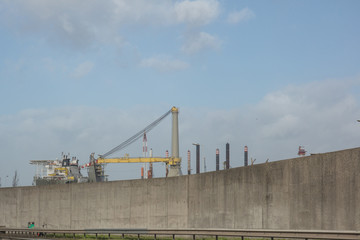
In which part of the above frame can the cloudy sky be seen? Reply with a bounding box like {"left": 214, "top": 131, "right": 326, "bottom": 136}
{"left": 0, "top": 0, "right": 360, "bottom": 186}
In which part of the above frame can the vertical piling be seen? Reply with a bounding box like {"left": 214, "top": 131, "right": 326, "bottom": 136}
{"left": 226, "top": 143, "right": 230, "bottom": 169}
{"left": 196, "top": 144, "right": 200, "bottom": 174}
{"left": 216, "top": 148, "right": 219, "bottom": 171}
{"left": 187, "top": 150, "right": 191, "bottom": 175}
{"left": 244, "top": 146, "right": 248, "bottom": 166}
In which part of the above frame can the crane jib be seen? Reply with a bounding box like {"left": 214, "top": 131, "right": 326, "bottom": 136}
{"left": 100, "top": 108, "right": 172, "bottom": 158}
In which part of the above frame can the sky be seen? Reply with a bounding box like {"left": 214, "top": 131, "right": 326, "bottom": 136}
{"left": 0, "top": 0, "right": 360, "bottom": 187}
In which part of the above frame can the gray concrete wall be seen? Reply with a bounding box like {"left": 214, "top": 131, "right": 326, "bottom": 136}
{"left": 0, "top": 147, "right": 359, "bottom": 230}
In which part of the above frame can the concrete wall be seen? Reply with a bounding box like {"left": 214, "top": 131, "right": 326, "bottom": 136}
{"left": 0, "top": 147, "right": 359, "bottom": 230}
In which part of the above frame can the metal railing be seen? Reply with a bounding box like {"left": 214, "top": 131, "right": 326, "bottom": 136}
{"left": 1, "top": 227, "right": 359, "bottom": 240}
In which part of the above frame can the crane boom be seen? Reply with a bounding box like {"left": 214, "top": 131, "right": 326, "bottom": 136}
{"left": 97, "top": 156, "right": 181, "bottom": 165}
{"left": 100, "top": 108, "right": 172, "bottom": 158}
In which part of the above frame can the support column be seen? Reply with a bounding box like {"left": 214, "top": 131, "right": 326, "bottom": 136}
{"left": 168, "top": 107, "right": 182, "bottom": 177}
{"left": 226, "top": 143, "right": 230, "bottom": 169}
{"left": 196, "top": 144, "right": 200, "bottom": 174}
{"left": 216, "top": 148, "right": 220, "bottom": 171}
{"left": 171, "top": 107, "right": 179, "bottom": 158}
{"left": 244, "top": 146, "right": 248, "bottom": 167}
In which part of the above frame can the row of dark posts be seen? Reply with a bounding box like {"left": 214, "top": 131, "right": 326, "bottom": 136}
{"left": 189, "top": 143, "right": 249, "bottom": 175}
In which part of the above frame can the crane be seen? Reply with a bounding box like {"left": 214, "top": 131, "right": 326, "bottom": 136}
{"left": 86, "top": 107, "right": 181, "bottom": 182}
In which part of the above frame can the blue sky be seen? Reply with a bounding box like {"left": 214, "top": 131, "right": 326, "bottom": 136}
{"left": 0, "top": 0, "right": 360, "bottom": 186}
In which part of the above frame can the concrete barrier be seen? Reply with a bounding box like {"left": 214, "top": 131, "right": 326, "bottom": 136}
{"left": 0, "top": 147, "right": 359, "bottom": 230}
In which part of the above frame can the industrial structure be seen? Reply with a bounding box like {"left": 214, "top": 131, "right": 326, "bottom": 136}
{"left": 244, "top": 145, "right": 248, "bottom": 166}
{"left": 298, "top": 146, "right": 306, "bottom": 156}
{"left": 29, "top": 106, "right": 307, "bottom": 186}
{"left": 30, "top": 107, "right": 182, "bottom": 185}
{"left": 216, "top": 148, "right": 219, "bottom": 171}
{"left": 30, "top": 153, "right": 87, "bottom": 186}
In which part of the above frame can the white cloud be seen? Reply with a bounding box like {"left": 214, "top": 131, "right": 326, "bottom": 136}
{"left": 0, "top": 0, "right": 112, "bottom": 49}
{"left": 0, "top": 0, "right": 221, "bottom": 50}
{"left": 111, "top": 0, "right": 176, "bottom": 26}
{"left": 175, "top": 0, "right": 220, "bottom": 26}
{"left": 181, "top": 31, "right": 221, "bottom": 54}
{"left": 3, "top": 78, "right": 359, "bottom": 186}
{"left": 71, "top": 61, "right": 94, "bottom": 78}
{"left": 227, "top": 8, "right": 255, "bottom": 24}
{"left": 248, "top": 79, "right": 360, "bottom": 156}
{"left": 140, "top": 55, "right": 189, "bottom": 72}
{"left": 180, "top": 78, "right": 360, "bottom": 167}
{"left": 60, "top": 14, "right": 74, "bottom": 34}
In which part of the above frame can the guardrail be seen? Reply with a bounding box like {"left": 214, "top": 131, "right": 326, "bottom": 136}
{"left": 0, "top": 228, "right": 359, "bottom": 240}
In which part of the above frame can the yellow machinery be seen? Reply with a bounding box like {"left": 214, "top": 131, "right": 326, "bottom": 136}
{"left": 48, "top": 167, "right": 68, "bottom": 177}
{"left": 30, "top": 154, "right": 83, "bottom": 185}
{"left": 96, "top": 156, "right": 181, "bottom": 165}
{"left": 48, "top": 167, "right": 75, "bottom": 181}
{"left": 87, "top": 107, "right": 182, "bottom": 182}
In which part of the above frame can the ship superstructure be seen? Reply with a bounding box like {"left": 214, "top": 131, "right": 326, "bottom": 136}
{"left": 30, "top": 153, "right": 87, "bottom": 186}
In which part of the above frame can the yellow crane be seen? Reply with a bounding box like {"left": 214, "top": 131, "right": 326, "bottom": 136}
{"left": 96, "top": 155, "right": 181, "bottom": 165}
{"left": 87, "top": 107, "right": 181, "bottom": 182}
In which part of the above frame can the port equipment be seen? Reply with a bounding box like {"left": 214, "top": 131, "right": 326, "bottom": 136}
{"left": 298, "top": 146, "right": 306, "bottom": 156}
{"left": 87, "top": 107, "right": 182, "bottom": 182}
{"left": 30, "top": 154, "right": 85, "bottom": 186}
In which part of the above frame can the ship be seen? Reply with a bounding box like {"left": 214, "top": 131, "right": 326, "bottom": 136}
{"left": 30, "top": 153, "right": 88, "bottom": 186}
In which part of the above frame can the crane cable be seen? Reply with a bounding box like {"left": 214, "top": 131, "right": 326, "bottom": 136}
{"left": 100, "top": 109, "right": 172, "bottom": 158}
